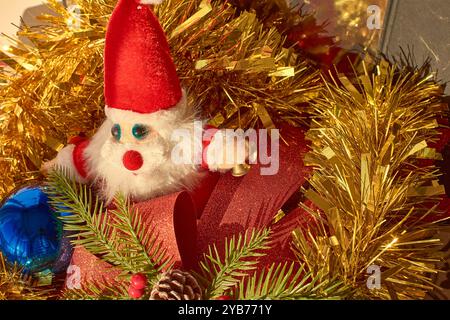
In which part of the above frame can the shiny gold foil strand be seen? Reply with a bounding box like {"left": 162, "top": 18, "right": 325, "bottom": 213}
{"left": 157, "top": 0, "right": 322, "bottom": 129}
{"left": 0, "top": 0, "right": 112, "bottom": 197}
{"left": 0, "top": 252, "right": 50, "bottom": 300}
{"left": 294, "top": 61, "right": 448, "bottom": 299}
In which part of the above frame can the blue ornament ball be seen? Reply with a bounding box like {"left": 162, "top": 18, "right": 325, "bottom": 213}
{"left": 0, "top": 185, "right": 68, "bottom": 273}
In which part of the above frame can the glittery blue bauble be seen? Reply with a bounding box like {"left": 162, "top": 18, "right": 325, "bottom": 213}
{"left": 0, "top": 186, "right": 64, "bottom": 273}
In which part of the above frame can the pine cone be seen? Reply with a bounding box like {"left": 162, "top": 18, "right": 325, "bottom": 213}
{"left": 150, "top": 270, "right": 202, "bottom": 300}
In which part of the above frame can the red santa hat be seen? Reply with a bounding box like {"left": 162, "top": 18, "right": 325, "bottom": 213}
{"left": 104, "top": 0, "right": 182, "bottom": 119}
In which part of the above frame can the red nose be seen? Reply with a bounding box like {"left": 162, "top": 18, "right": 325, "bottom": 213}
{"left": 123, "top": 150, "right": 143, "bottom": 171}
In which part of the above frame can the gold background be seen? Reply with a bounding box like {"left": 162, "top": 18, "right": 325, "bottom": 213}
{"left": 298, "top": 0, "right": 389, "bottom": 50}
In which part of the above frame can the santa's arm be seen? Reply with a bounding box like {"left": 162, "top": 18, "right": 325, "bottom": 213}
{"left": 41, "top": 136, "right": 90, "bottom": 183}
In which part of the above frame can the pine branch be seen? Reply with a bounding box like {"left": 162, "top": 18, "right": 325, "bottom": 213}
{"left": 236, "top": 262, "right": 352, "bottom": 300}
{"left": 46, "top": 170, "right": 171, "bottom": 282}
{"left": 196, "top": 227, "right": 271, "bottom": 299}
{"left": 109, "top": 195, "right": 173, "bottom": 279}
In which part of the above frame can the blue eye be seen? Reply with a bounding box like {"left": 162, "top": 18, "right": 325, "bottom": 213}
{"left": 111, "top": 124, "right": 121, "bottom": 141}
{"left": 132, "top": 124, "right": 150, "bottom": 140}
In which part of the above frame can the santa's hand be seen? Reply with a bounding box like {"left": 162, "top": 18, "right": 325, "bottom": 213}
{"left": 205, "top": 131, "right": 257, "bottom": 172}
{"left": 40, "top": 145, "right": 75, "bottom": 176}
{"left": 40, "top": 158, "right": 58, "bottom": 176}
{"left": 40, "top": 144, "right": 87, "bottom": 183}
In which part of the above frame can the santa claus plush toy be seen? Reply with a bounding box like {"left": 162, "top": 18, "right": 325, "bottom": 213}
{"left": 43, "top": 0, "right": 252, "bottom": 203}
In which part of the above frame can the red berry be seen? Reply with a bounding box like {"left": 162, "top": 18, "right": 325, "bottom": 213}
{"left": 216, "top": 295, "right": 232, "bottom": 300}
{"left": 131, "top": 273, "right": 147, "bottom": 290}
{"left": 128, "top": 286, "right": 145, "bottom": 299}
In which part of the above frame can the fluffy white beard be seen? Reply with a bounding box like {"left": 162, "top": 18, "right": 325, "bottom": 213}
{"left": 84, "top": 111, "right": 204, "bottom": 203}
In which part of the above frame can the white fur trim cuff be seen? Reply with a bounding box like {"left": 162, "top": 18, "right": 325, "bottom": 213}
{"left": 105, "top": 90, "right": 187, "bottom": 124}
{"left": 54, "top": 144, "right": 88, "bottom": 183}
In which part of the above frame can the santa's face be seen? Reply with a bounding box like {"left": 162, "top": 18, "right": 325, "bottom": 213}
{"left": 86, "top": 97, "right": 203, "bottom": 203}
{"left": 101, "top": 121, "right": 169, "bottom": 174}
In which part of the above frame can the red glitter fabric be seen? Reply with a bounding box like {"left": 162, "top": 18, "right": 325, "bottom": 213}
{"left": 196, "top": 126, "right": 312, "bottom": 269}
{"left": 68, "top": 246, "right": 122, "bottom": 289}
{"left": 104, "top": 0, "right": 182, "bottom": 114}
{"left": 67, "top": 190, "right": 199, "bottom": 289}
{"left": 65, "top": 126, "right": 312, "bottom": 288}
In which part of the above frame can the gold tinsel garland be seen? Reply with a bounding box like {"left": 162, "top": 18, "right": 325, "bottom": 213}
{"left": 295, "top": 61, "right": 449, "bottom": 299}
{"left": 0, "top": 0, "right": 112, "bottom": 197}
{"left": 0, "top": 252, "right": 50, "bottom": 300}
{"left": 156, "top": 0, "right": 322, "bottom": 129}
{"left": 0, "top": 0, "right": 321, "bottom": 199}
